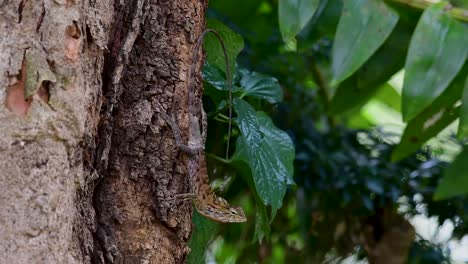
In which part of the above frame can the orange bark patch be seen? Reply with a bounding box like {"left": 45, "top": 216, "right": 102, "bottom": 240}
{"left": 5, "top": 62, "right": 32, "bottom": 116}
{"left": 66, "top": 0, "right": 76, "bottom": 7}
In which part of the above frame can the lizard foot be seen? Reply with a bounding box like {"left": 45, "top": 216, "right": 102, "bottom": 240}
{"left": 157, "top": 110, "right": 203, "bottom": 155}
{"left": 165, "top": 193, "right": 197, "bottom": 208}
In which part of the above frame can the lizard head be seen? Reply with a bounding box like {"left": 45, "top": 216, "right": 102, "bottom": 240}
{"left": 194, "top": 197, "right": 247, "bottom": 223}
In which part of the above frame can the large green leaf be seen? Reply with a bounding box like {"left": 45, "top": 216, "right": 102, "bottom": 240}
{"left": 434, "top": 147, "right": 468, "bottom": 200}
{"left": 457, "top": 75, "right": 468, "bottom": 138}
{"left": 391, "top": 68, "right": 467, "bottom": 161}
{"left": 395, "top": 105, "right": 459, "bottom": 161}
{"left": 187, "top": 211, "right": 218, "bottom": 264}
{"left": 231, "top": 160, "right": 271, "bottom": 241}
{"left": 297, "top": 0, "right": 343, "bottom": 46}
{"left": 232, "top": 98, "right": 295, "bottom": 218}
{"left": 392, "top": 106, "right": 459, "bottom": 162}
{"left": 402, "top": 2, "right": 468, "bottom": 121}
{"left": 331, "top": 0, "right": 399, "bottom": 84}
{"left": 329, "top": 18, "right": 415, "bottom": 114}
{"left": 202, "top": 64, "right": 283, "bottom": 104}
{"left": 374, "top": 83, "right": 401, "bottom": 112}
{"left": 209, "top": 0, "right": 274, "bottom": 44}
{"left": 278, "top": 0, "right": 320, "bottom": 47}
{"left": 238, "top": 68, "right": 283, "bottom": 103}
{"left": 202, "top": 62, "right": 227, "bottom": 91}
{"left": 253, "top": 199, "right": 270, "bottom": 242}
{"left": 202, "top": 62, "right": 242, "bottom": 92}
{"left": 205, "top": 19, "right": 244, "bottom": 75}
{"left": 337, "top": 83, "right": 401, "bottom": 127}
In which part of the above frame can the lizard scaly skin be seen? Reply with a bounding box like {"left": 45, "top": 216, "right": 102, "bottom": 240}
{"left": 190, "top": 110, "right": 246, "bottom": 223}
{"left": 159, "top": 103, "right": 246, "bottom": 223}
{"left": 159, "top": 29, "right": 246, "bottom": 223}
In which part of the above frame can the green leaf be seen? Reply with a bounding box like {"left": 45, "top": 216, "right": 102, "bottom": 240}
{"left": 393, "top": 62, "right": 468, "bottom": 161}
{"left": 202, "top": 63, "right": 283, "bottom": 104}
{"left": 392, "top": 100, "right": 460, "bottom": 162}
{"left": 231, "top": 159, "right": 271, "bottom": 241}
{"left": 331, "top": 0, "right": 399, "bottom": 84}
{"left": 238, "top": 68, "right": 284, "bottom": 103}
{"left": 373, "top": 83, "right": 401, "bottom": 112}
{"left": 202, "top": 63, "right": 242, "bottom": 92}
{"left": 392, "top": 104, "right": 459, "bottom": 161}
{"left": 346, "top": 110, "right": 375, "bottom": 129}
{"left": 297, "top": 0, "right": 343, "bottom": 46}
{"left": 202, "top": 62, "right": 227, "bottom": 91}
{"left": 187, "top": 211, "right": 218, "bottom": 264}
{"left": 278, "top": 0, "right": 320, "bottom": 45}
{"left": 253, "top": 200, "right": 270, "bottom": 242}
{"left": 209, "top": 1, "right": 273, "bottom": 43}
{"left": 232, "top": 98, "right": 295, "bottom": 219}
{"left": 205, "top": 19, "right": 244, "bottom": 75}
{"left": 434, "top": 147, "right": 468, "bottom": 200}
{"left": 329, "top": 17, "right": 415, "bottom": 114}
{"left": 402, "top": 2, "right": 468, "bottom": 121}
{"left": 457, "top": 75, "right": 468, "bottom": 138}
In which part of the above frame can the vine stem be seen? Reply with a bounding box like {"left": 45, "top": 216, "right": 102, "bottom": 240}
{"left": 387, "top": 0, "right": 468, "bottom": 22}
{"left": 207, "top": 153, "right": 231, "bottom": 164}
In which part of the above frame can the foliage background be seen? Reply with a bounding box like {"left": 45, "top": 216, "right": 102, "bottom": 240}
{"left": 188, "top": 0, "right": 468, "bottom": 263}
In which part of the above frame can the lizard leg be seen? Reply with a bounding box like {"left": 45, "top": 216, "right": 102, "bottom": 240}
{"left": 158, "top": 110, "right": 201, "bottom": 155}
{"left": 165, "top": 193, "right": 197, "bottom": 208}
{"left": 167, "top": 193, "right": 197, "bottom": 202}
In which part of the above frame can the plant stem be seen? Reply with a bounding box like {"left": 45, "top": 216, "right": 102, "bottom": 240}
{"left": 207, "top": 153, "right": 231, "bottom": 164}
{"left": 214, "top": 116, "right": 229, "bottom": 123}
{"left": 388, "top": 0, "right": 468, "bottom": 22}
{"left": 217, "top": 113, "right": 230, "bottom": 121}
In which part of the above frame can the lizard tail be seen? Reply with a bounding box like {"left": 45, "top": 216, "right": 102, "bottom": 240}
{"left": 189, "top": 29, "right": 233, "bottom": 160}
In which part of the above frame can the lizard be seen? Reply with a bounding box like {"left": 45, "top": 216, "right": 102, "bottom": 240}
{"left": 158, "top": 29, "right": 246, "bottom": 223}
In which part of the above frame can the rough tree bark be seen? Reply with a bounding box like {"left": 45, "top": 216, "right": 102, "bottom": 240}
{"left": 0, "top": 0, "right": 206, "bottom": 263}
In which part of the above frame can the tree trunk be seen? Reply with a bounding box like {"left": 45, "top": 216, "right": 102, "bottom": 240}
{"left": 0, "top": 0, "right": 206, "bottom": 263}
{"left": 361, "top": 207, "right": 415, "bottom": 264}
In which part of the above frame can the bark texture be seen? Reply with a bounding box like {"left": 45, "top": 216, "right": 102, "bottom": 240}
{"left": 0, "top": 0, "right": 206, "bottom": 263}
{"left": 0, "top": 0, "right": 112, "bottom": 263}
{"left": 92, "top": 0, "right": 206, "bottom": 263}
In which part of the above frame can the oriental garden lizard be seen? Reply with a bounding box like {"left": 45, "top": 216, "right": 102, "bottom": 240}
{"left": 159, "top": 29, "right": 246, "bottom": 223}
